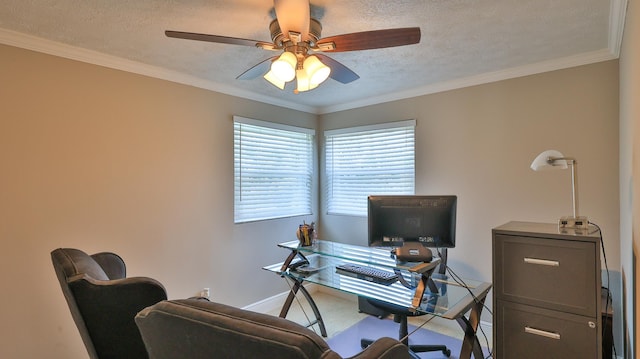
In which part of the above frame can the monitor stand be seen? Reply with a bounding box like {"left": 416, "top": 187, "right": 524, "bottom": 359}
{"left": 395, "top": 241, "right": 433, "bottom": 263}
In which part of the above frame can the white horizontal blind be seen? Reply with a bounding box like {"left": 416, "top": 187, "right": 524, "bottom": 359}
{"left": 325, "top": 120, "right": 415, "bottom": 216}
{"left": 234, "top": 117, "right": 314, "bottom": 223}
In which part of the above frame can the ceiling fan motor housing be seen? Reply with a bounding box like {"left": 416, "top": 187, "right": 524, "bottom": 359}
{"left": 269, "top": 18, "right": 323, "bottom": 48}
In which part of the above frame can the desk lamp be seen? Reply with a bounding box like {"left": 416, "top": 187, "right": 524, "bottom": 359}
{"left": 530, "top": 150, "right": 588, "bottom": 229}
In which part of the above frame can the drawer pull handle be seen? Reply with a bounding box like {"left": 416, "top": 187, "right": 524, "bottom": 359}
{"left": 524, "top": 257, "right": 559, "bottom": 267}
{"left": 524, "top": 326, "right": 561, "bottom": 340}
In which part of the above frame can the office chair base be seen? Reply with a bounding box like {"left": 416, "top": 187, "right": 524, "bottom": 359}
{"left": 361, "top": 339, "right": 451, "bottom": 358}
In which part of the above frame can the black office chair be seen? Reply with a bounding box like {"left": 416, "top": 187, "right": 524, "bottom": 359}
{"left": 51, "top": 248, "right": 168, "bottom": 359}
{"left": 361, "top": 249, "right": 451, "bottom": 358}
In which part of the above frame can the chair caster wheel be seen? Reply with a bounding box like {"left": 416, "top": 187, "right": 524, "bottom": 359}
{"left": 443, "top": 349, "right": 451, "bottom": 357}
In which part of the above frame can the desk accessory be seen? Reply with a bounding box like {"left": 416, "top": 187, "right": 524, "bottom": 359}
{"left": 530, "top": 149, "right": 588, "bottom": 229}
{"left": 296, "top": 221, "right": 315, "bottom": 246}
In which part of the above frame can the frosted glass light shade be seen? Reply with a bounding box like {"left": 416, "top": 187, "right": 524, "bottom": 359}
{"left": 263, "top": 70, "right": 286, "bottom": 89}
{"left": 270, "top": 52, "right": 297, "bottom": 82}
{"left": 296, "top": 68, "right": 310, "bottom": 92}
{"left": 304, "top": 55, "right": 330, "bottom": 86}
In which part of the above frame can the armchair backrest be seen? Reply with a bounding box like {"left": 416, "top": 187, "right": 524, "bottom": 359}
{"left": 135, "top": 299, "right": 410, "bottom": 359}
{"left": 51, "top": 248, "right": 167, "bottom": 359}
{"left": 136, "top": 299, "right": 334, "bottom": 359}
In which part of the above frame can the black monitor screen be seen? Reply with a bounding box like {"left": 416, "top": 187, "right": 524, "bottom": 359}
{"left": 368, "top": 195, "right": 457, "bottom": 248}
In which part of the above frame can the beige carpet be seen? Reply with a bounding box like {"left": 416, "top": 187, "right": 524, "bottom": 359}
{"left": 264, "top": 289, "right": 485, "bottom": 343}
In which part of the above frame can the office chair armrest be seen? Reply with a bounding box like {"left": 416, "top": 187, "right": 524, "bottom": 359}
{"left": 91, "top": 252, "right": 126, "bottom": 279}
{"left": 349, "top": 337, "right": 410, "bottom": 359}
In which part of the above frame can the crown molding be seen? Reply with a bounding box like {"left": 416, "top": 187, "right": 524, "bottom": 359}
{"left": 0, "top": 28, "right": 316, "bottom": 114}
{"left": 320, "top": 0, "right": 627, "bottom": 114}
{"left": 318, "top": 48, "right": 617, "bottom": 114}
{"left": 1, "top": 0, "right": 625, "bottom": 117}
{"left": 608, "top": 0, "right": 628, "bottom": 57}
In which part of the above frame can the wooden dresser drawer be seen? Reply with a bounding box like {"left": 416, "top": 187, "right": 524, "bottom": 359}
{"left": 494, "top": 234, "right": 598, "bottom": 316}
{"left": 495, "top": 300, "right": 599, "bottom": 359}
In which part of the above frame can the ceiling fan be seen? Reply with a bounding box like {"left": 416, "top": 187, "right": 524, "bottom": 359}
{"left": 165, "top": 0, "right": 420, "bottom": 93}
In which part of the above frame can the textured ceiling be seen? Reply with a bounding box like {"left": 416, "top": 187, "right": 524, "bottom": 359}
{"left": 0, "top": 0, "right": 623, "bottom": 113}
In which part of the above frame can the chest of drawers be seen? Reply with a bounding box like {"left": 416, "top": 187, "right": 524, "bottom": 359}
{"left": 492, "top": 221, "right": 602, "bottom": 359}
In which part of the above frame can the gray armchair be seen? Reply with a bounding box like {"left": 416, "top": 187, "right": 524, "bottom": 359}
{"left": 135, "top": 299, "right": 410, "bottom": 359}
{"left": 51, "top": 248, "right": 167, "bottom": 359}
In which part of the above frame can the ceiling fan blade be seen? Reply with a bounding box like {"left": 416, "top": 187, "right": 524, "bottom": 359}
{"left": 236, "top": 57, "right": 277, "bottom": 80}
{"left": 315, "top": 27, "right": 421, "bottom": 52}
{"left": 165, "top": 30, "right": 274, "bottom": 48}
{"left": 315, "top": 54, "right": 359, "bottom": 84}
{"left": 274, "top": 0, "right": 310, "bottom": 41}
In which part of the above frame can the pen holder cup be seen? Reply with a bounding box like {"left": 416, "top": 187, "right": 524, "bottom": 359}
{"left": 296, "top": 224, "right": 314, "bottom": 246}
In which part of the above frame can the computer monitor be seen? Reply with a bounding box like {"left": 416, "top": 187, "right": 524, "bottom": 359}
{"left": 367, "top": 195, "right": 457, "bottom": 261}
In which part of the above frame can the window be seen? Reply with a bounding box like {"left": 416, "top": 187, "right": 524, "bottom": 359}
{"left": 234, "top": 116, "right": 314, "bottom": 223}
{"left": 325, "top": 120, "right": 415, "bottom": 216}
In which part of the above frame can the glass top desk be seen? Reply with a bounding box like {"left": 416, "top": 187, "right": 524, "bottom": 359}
{"left": 263, "top": 240, "right": 492, "bottom": 359}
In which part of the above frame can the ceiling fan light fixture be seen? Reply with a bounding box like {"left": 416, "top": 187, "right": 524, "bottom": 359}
{"left": 166, "top": 0, "right": 422, "bottom": 92}
{"left": 270, "top": 52, "right": 297, "bottom": 82}
{"left": 304, "top": 55, "right": 330, "bottom": 86}
{"left": 263, "top": 70, "right": 286, "bottom": 89}
{"left": 166, "top": 1, "right": 422, "bottom": 93}
{"left": 295, "top": 68, "right": 311, "bottom": 92}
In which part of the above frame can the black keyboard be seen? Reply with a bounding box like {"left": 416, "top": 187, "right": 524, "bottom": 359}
{"left": 335, "top": 263, "right": 398, "bottom": 285}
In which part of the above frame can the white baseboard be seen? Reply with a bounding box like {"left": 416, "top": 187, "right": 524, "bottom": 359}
{"left": 243, "top": 283, "right": 319, "bottom": 313}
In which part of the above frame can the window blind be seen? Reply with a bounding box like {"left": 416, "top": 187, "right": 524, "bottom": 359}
{"left": 325, "top": 120, "right": 415, "bottom": 216}
{"left": 234, "top": 116, "right": 314, "bottom": 223}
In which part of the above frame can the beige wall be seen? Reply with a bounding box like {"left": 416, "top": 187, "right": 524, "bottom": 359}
{"left": 0, "top": 43, "right": 624, "bottom": 357}
{"left": 620, "top": 0, "right": 639, "bottom": 356}
{"left": 319, "top": 60, "right": 620, "bottom": 323}
{"left": 0, "top": 44, "right": 317, "bottom": 358}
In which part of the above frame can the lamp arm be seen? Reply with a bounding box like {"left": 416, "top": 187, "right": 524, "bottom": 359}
{"left": 545, "top": 156, "right": 576, "bottom": 164}
{"left": 571, "top": 160, "right": 579, "bottom": 218}
{"left": 547, "top": 157, "right": 578, "bottom": 218}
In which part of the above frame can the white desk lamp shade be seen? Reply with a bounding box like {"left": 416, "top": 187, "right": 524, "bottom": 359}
{"left": 530, "top": 150, "right": 568, "bottom": 171}
{"left": 530, "top": 149, "right": 588, "bottom": 229}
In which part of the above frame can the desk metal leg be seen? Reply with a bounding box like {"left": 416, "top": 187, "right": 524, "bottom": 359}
{"left": 455, "top": 295, "right": 486, "bottom": 359}
{"left": 278, "top": 278, "right": 328, "bottom": 337}
{"left": 410, "top": 267, "right": 438, "bottom": 310}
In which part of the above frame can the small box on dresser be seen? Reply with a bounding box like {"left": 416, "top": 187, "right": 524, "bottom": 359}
{"left": 492, "top": 221, "right": 602, "bottom": 359}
